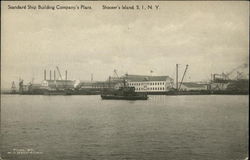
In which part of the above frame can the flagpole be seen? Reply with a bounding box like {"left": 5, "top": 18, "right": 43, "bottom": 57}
{"left": 150, "top": 70, "right": 153, "bottom": 81}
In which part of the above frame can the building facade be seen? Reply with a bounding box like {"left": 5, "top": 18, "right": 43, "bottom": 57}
{"left": 179, "top": 82, "right": 208, "bottom": 91}
{"left": 124, "top": 74, "right": 174, "bottom": 93}
{"left": 41, "top": 80, "right": 75, "bottom": 90}
{"left": 77, "top": 81, "right": 117, "bottom": 89}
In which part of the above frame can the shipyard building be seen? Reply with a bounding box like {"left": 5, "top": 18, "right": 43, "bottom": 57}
{"left": 76, "top": 74, "right": 174, "bottom": 93}
{"left": 124, "top": 74, "right": 174, "bottom": 93}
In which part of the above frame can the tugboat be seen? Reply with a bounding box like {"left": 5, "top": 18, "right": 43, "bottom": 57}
{"left": 101, "top": 79, "right": 148, "bottom": 100}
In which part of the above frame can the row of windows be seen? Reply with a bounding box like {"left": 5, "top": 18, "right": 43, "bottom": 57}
{"left": 135, "top": 87, "right": 165, "bottom": 91}
{"left": 129, "top": 82, "right": 165, "bottom": 86}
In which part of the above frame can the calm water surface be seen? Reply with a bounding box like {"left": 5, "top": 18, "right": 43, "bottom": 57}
{"left": 0, "top": 95, "right": 248, "bottom": 160}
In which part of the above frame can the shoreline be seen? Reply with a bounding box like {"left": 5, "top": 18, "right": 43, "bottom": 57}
{"left": 1, "top": 90, "right": 249, "bottom": 96}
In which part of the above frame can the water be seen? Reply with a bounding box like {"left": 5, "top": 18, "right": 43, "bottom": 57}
{"left": 0, "top": 95, "right": 248, "bottom": 160}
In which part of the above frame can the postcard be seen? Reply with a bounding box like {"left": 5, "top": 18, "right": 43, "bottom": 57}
{"left": 1, "top": 1, "right": 249, "bottom": 160}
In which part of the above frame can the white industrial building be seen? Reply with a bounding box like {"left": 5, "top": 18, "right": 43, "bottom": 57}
{"left": 124, "top": 74, "right": 174, "bottom": 92}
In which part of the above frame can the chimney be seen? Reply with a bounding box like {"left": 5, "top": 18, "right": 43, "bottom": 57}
{"left": 91, "top": 73, "right": 93, "bottom": 82}
{"left": 50, "top": 70, "right": 52, "bottom": 80}
{"left": 54, "top": 70, "right": 56, "bottom": 80}
{"left": 44, "top": 70, "right": 46, "bottom": 80}
{"left": 65, "top": 70, "right": 67, "bottom": 80}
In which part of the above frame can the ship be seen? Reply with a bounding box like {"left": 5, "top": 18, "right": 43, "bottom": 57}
{"left": 43, "top": 89, "right": 73, "bottom": 95}
{"left": 100, "top": 80, "right": 148, "bottom": 100}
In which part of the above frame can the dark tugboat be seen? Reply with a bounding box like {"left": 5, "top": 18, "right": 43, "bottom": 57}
{"left": 101, "top": 79, "right": 148, "bottom": 100}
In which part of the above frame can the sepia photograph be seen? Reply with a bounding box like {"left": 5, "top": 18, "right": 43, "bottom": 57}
{"left": 0, "top": 1, "right": 249, "bottom": 160}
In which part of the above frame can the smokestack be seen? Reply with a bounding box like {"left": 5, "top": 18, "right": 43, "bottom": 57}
{"left": 91, "top": 73, "right": 93, "bottom": 82}
{"left": 176, "top": 64, "right": 178, "bottom": 90}
{"left": 54, "top": 70, "right": 56, "bottom": 80}
{"left": 44, "top": 70, "right": 46, "bottom": 80}
{"left": 50, "top": 70, "right": 52, "bottom": 80}
{"left": 65, "top": 70, "right": 67, "bottom": 80}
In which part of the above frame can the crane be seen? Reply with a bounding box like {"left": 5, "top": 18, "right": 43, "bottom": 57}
{"left": 224, "top": 63, "right": 248, "bottom": 80}
{"left": 113, "top": 69, "right": 126, "bottom": 87}
{"left": 56, "top": 66, "right": 63, "bottom": 80}
{"left": 114, "top": 69, "right": 119, "bottom": 78}
{"left": 11, "top": 81, "right": 16, "bottom": 93}
{"left": 178, "top": 64, "right": 189, "bottom": 90}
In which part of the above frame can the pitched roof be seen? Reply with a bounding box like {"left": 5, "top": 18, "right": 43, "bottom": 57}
{"left": 124, "top": 74, "right": 173, "bottom": 82}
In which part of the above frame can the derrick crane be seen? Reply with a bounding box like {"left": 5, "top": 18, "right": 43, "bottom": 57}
{"left": 11, "top": 81, "right": 16, "bottom": 93}
{"left": 113, "top": 69, "right": 126, "bottom": 87}
{"left": 224, "top": 63, "right": 248, "bottom": 80}
{"left": 114, "top": 69, "right": 119, "bottom": 78}
{"left": 113, "top": 69, "right": 123, "bottom": 81}
{"left": 19, "top": 79, "right": 24, "bottom": 93}
{"left": 56, "top": 66, "right": 63, "bottom": 80}
{"left": 178, "top": 64, "right": 189, "bottom": 90}
{"left": 212, "top": 63, "right": 248, "bottom": 81}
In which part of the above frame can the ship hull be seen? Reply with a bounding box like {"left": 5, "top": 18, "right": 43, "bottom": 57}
{"left": 101, "top": 95, "right": 148, "bottom": 100}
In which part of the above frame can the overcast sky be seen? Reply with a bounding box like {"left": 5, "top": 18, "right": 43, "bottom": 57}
{"left": 1, "top": 1, "right": 249, "bottom": 89}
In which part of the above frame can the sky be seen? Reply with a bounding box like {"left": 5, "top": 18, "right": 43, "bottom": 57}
{"left": 1, "top": 1, "right": 249, "bottom": 89}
